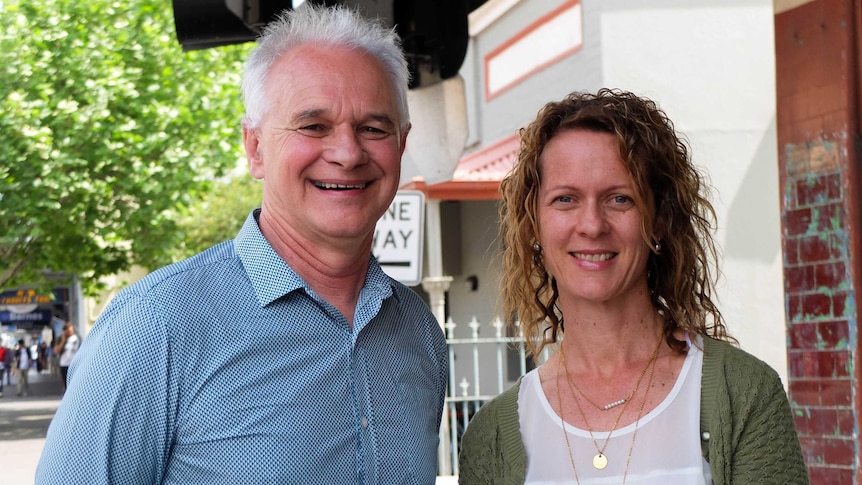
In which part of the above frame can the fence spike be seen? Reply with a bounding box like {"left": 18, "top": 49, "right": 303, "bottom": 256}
{"left": 468, "top": 316, "right": 480, "bottom": 338}
{"left": 444, "top": 316, "right": 457, "bottom": 338}
{"left": 492, "top": 316, "right": 504, "bottom": 337}
{"left": 459, "top": 377, "right": 470, "bottom": 397}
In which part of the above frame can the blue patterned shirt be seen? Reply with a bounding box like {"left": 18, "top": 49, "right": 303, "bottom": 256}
{"left": 37, "top": 210, "right": 448, "bottom": 484}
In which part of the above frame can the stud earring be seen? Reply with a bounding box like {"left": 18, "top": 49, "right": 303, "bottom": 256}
{"left": 653, "top": 241, "right": 662, "bottom": 253}
{"left": 532, "top": 242, "right": 541, "bottom": 252}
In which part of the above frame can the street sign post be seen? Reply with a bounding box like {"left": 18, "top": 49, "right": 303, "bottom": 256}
{"left": 373, "top": 190, "right": 425, "bottom": 286}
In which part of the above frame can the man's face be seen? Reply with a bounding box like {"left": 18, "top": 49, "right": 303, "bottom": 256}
{"left": 244, "top": 43, "right": 408, "bottom": 250}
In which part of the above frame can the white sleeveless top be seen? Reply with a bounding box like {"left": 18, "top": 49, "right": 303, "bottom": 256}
{"left": 519, "top": 337, "right": 712, "bottom": 484}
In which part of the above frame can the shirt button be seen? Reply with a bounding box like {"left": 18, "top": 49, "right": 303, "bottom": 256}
{"left": 361, "top": 417, "right": 369, "bottom": 428}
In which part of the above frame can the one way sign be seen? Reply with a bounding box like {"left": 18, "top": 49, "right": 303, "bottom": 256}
{"left": 373, "top": 190, "right": 425, "bottom": 286}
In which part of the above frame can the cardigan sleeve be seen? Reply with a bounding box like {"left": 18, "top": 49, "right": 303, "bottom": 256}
{"left": 458, "top": 380, "right": 526, "bottom": 485}
{"left": 702, "top": 338, "right": 809, "bottom": 484}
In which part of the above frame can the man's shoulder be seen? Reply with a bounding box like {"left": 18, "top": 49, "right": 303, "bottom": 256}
{"left": 129, "top": 240, "right": 240, "bottom": 294}
{"left": 99, "top": 240, "right": 244, "bottom": 325}
{"left": 387, "top": 282, "right": 441, "bottom": 328}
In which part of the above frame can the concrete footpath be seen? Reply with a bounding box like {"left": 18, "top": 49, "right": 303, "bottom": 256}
{"left": 0, "top": 368, "right": 64, "bottom": 485}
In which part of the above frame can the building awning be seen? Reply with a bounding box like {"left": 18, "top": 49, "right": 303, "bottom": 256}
{"left": 401, "top": 133, "right": 519, "bottom": 201}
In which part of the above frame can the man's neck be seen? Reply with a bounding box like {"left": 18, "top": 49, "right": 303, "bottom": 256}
{"left": 258, "top": 212, "right": 372, "bottom": 327}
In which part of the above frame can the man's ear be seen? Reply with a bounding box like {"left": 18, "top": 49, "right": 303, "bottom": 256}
{"left": 399, "top": 123, "right": 411, "bottom": 156}
{"left": 244, "top": 125, "right": 264, "bottom": 180}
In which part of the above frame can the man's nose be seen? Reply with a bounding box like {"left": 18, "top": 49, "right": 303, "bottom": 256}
{"left": 323, "top": 126, "right": 367, "bottom": 168}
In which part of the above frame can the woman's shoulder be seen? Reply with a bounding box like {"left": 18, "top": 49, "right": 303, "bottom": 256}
{"left": 702, "top": 336, "right": 776, "bottom": 368}
{"left": 461, "top": 376, "right": 527, "bottom": 465}
{"left": 470, "top": 377, "right": 522, "bottom": 424}
{"left": 701, "top": 336, "right": 784, "bottom": 392}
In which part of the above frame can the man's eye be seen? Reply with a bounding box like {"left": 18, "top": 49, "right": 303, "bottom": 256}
{"left": 359, "top": 126, "right": 391, "bottom": 140}
{"left": 296, "top": 125, "right": 328, "bottom": 137}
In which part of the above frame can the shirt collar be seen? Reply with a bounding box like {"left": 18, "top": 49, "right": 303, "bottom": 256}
{"left": 235, "top": 209, "right": 398, "bottom": 308}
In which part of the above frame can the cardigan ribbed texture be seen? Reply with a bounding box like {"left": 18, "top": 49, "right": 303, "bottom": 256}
{"left": 458, "top": 337, "right": 809, "bottom": 484}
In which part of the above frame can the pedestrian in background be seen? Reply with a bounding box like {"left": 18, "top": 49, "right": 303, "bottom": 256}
{"left": 37, "top": 341, "right": 48, "bottom": 373}
{"left": 53, "top": 323, "right": 80, "bottom": 390}
{"left": 0, "top": 345, "right": 6, "bottom": 397}
{"left": 37, "top": 5, "right": 447, "bottom": 484}
{"left": 2, "top": 343, "right": 12, "bottom": 386}
{"left": 14, "top": 339, "right": 31, "bottom": 397}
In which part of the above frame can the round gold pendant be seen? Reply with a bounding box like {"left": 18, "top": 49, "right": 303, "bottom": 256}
{"left": 593, "top": 453, "right": 608, "bottom": 470}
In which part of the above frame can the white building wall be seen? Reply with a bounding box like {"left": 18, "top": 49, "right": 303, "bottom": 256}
{"left": 441, "top": 0, "right": 788, "bottom": 383}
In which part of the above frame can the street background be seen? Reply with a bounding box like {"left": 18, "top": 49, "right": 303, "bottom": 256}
{"left": 0, "top": 370, "right": 64, "bottom": 484}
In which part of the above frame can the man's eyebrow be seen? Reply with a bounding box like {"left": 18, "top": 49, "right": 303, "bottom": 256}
{"left": 367, "top": 113, "right": 396, "bottom": 127}
{"left": 291, "top": 108, "right": 326, "bottom": 123}
{"left": 289, "top": 109, "right": 396, "bottom": 128}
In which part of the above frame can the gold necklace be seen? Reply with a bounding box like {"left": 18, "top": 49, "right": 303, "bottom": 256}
{"left": 557, "top": 337, "right": 661, "bottom": 484}
{"left": 557, "top": 362, "right": 581, "bottom": 483}
{"left": 622, "top": 347, "right": 659, "bottom": 483}
{"left": 559, "top": 335, "right": 662, "bottom": 470}
{"left": 566, "top": 334, "right": 662, "bottom": 411}
{"left": 569, "top": 370, "right": 638, "bottom": 411}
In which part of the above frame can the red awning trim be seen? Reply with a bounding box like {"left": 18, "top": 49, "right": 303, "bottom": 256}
{"left": 402, "top": 133, "right": 520, "bottom": 201}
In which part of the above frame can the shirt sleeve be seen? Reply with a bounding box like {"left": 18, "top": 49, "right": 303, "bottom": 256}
{"left": 36, "top": 291, "right": 174, "bottom": 484}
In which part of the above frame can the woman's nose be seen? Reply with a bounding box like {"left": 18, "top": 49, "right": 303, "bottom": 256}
{"left": 576, "top": 202, "right": 610, "bottom": 237}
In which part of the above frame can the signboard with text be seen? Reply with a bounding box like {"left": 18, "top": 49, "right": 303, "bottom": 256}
{"left": 373, "top": 190, "right": 425, "bottom": 286}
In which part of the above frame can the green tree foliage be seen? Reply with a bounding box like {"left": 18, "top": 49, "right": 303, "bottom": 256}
{"left": 170, "top": 173, "right": 262, "bottom": 261}
{"left": 0, "top": 0, "right": 253, "bottom": 293}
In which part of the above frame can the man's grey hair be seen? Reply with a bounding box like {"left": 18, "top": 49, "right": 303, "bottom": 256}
{"left": 241, "top": 4, "right": 411, "bottom": 130}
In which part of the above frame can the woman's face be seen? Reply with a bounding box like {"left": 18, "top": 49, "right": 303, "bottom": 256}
{"left": 535, "top": 129, "right": 651, "bottom": 308}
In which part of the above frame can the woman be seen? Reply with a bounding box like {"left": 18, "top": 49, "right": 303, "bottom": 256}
{"left": 458, "top": 89, "right": 807, "bottom": 484}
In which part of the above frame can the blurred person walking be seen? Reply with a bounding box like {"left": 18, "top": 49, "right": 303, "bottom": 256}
{"left": 53, "top": 323, "right": 80, "bottom": 390}
{"left": 2, "top": 343, "right": 12, "bottom": 385}
{"left": 14, "top": 339, "right": 32, "bottom": 397}
{"left": 0, "top": 345, "right": 6, "bottom": 397}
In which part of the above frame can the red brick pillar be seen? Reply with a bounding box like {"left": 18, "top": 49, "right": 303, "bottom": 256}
{"left": 775, "top": 1, "right": 862, "bottom": 483}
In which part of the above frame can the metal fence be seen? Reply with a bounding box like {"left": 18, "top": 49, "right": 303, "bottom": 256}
{"left": 438, "top": 316, "right": 533, "bottom": 477}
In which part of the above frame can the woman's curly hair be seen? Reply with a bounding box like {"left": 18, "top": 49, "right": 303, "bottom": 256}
{"left": 499, "top": 88, "right": 732, "bottom": 359}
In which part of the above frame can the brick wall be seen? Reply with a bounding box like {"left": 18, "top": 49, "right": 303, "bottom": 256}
{"left": 775, "top": 1, "right": 861, "bottom": 483}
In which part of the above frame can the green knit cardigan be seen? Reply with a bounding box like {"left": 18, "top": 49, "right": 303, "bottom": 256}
{"left": 457, "top": 337, "right": 809, "bottom": 484}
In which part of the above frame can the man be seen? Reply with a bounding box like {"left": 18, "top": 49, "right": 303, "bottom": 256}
{"left": 52, "top": 322, "right": 79, "bottom": 389}
{"left": 14, "top": 339, "right": 31, "bottom": 396}
{"left": 37, "top": 5, "right": 448, "bottom": 484}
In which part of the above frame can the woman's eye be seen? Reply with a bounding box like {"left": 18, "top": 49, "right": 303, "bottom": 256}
{"left": 609, "top": 195, "right": 635, "bottom": 210}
